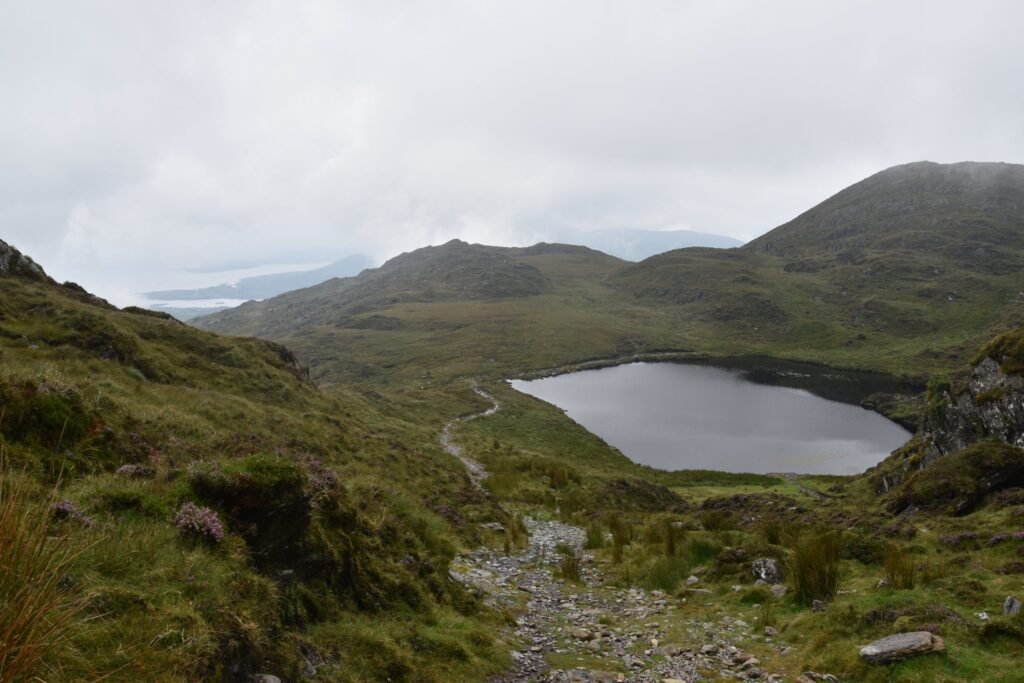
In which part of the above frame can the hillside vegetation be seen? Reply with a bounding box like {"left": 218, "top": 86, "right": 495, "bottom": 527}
{"left": 0, "top": 240, "right": 513, "bottom": 681}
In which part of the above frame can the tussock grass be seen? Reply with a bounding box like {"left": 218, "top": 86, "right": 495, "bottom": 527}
{"left": 883, "top": 544, "right": 916, "bottom": 589}
{"left": 787, "top": 530, "right": 843, "bottom": 605}
{"left": 699, "top": 509, "right": 736, "bottom": 532}
{"left": 585, "top": 521, "right": 605, "bottom": 549}
{"left": 557, "top": 545, "right": 583, "bottom": 583}
{"left": 0, "top": 472, "right": 90, "bottom": 681}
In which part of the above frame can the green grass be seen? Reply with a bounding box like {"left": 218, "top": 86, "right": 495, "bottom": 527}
{"left": 0, "top": 271, "right": 509, "bottom": 680}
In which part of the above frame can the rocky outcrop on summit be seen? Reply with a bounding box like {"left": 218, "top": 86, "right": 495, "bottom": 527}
{"left": 0, "top": 239, "right": 49, "bottom": 281}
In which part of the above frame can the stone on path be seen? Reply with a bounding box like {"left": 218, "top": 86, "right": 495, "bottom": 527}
{"left": 859, "top": 631, "right": 946, "bottom": 663}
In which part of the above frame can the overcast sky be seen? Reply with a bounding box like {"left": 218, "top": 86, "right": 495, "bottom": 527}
{"left": 2, "top": 1, "right": 1023, "bottom": 304}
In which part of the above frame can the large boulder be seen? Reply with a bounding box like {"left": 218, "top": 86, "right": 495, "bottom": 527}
{"left": 859, "top": 631, "right": 945, "bottom": 663}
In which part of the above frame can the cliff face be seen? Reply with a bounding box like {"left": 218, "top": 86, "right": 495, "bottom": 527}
{"left": 923, "top": 357, "right": 1024, "bottom": 460}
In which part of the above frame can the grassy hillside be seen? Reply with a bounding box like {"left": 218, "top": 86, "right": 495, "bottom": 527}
{"left": 610, "top": 162, "right": 1024, "bottom": 374}
{"left": 0, "top": 242, "right": 513, "bottom": 681}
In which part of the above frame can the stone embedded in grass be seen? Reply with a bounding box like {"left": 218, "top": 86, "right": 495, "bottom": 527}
{"left": 859, "top": 631, "right": 945, "bottom": 663}
{"left": 174, "top": 502, "right": 224, "bottom": 543}
{"left": 51, "top": 499, "right": 95, "bottom": 527}
{"left": 1005, "top": 596, "right": 1022, "bottom": 616}
{"left": 115, "top": 463, "right": 155, "bottom": 478}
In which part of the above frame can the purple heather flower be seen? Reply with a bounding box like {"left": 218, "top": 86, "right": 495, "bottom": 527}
{"left": 174, "top": 502, "right": 224, "bottom": 543}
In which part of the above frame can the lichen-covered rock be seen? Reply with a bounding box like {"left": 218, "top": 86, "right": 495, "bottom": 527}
{"left": 859, "top": 631, "right": 945, "bottom": 663}
{"left": 751, "top": 557, "right": 782, "bottom": 584}
{"left": 924, "top": 357, "right": 1024, "bottom": 460}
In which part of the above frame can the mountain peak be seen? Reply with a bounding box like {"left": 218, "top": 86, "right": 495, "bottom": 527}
{"left": 745, "top": 160, "right": 1024, "bottom": 259}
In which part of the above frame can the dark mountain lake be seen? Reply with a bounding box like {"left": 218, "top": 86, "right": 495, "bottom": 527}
{"left": 510, "top": 361, "right": 913, "bottom": 475}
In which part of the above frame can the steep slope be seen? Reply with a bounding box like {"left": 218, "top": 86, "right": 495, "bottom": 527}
{"left": 0, "top": 240, "right": 508, "bottom": 681}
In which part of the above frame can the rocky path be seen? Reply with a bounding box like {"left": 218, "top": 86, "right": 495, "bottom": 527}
{"left": 440, "top": 386, "right": 500, "bottom": 489}
{"left": 443, "top": 387, "right": 784, "bottom": 682}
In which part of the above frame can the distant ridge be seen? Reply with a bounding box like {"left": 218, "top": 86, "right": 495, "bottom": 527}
{"left": 556, "top": 227, "right": 743, "bottom": 261}
{"left": 146, "top": 254, "right": 373, "bottom": 302}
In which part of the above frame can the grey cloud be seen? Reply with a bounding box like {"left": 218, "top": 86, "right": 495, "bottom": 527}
{"left": 1, "top": 0, "right": 1022, "bottom": 304}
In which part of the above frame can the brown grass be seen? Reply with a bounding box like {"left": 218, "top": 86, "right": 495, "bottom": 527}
{"left": 0, "top": 473, "right": 90, "bottom": 681}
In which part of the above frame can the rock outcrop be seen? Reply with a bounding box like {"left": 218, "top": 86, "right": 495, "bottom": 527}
{"left": 870, "top": 327, "right": 1024, "bottom": 497}
{"left": 0, "top": 239, "right": 48, "bottom": 281}
{"left": 923, "top": 356, "right": 1024, "bottom": 460}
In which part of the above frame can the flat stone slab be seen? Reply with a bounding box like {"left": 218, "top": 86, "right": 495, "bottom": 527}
{"left": 859, "top": 631, "right": 945, "bottom": 663}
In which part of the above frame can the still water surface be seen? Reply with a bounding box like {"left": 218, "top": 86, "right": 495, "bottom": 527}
{"left": 510, "top": 362, "right": 911, "bottom": 475}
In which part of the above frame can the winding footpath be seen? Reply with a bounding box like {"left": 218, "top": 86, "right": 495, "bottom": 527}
{"left": 441, "top": 386, "right": 786, "bottom": 683}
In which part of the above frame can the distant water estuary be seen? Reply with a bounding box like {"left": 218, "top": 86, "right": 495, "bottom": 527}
{"left": 510, "top": 362, "right": 912, "bottom": 475}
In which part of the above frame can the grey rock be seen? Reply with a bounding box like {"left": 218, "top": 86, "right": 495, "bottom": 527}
{"left": 253, "top": 676, "right": 282, "bottom": 683}
{"left": 770, "top": 584, "right": 787, "bottom": 598}
{"left": 859, "top": 631, "right": 946, "bottom": 663}
{"left": 1004, "top": 595, "right": 1022, "bottom": 616}
{"left": 686, "top": 575, "right": 700, "bottom": 585}
{"left": 811, "top": 599, "right": 827, "bottom": 612}
{"left": 751, "top": 558, "right": 782, "bottom": 584}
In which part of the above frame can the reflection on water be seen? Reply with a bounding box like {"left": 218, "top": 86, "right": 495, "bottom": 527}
{"left": 511, "top": 362, "right": 911, "bottom": 475}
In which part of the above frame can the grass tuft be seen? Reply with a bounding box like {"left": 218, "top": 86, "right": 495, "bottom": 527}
{"left": 787, "top": 530, "right": 843, "bottom": 605}
{"left": 0, "top": 473, "right": 90, "bottom": 680}
{"left": 883, "top": 543, "right": 916, "bottom": 589}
